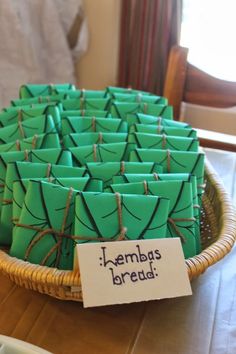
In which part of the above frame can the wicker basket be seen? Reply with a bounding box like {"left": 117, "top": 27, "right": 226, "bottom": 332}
{"left": 0, "top": 160, "right": 235, "bottom": 302}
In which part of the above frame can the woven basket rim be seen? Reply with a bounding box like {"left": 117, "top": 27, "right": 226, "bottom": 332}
{"left": 0, "top": 159, "right": 235, "bottom": 299}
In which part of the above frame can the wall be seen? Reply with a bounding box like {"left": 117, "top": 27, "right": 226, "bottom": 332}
{"left": 76, "top": 0, "right": 121, "bottom": 89}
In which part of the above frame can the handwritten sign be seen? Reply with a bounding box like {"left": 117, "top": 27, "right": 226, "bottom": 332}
{"left": 76, "top": 238, "right": 192, "bottom": 308}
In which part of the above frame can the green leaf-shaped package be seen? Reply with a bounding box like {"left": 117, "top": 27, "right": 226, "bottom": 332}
{"left": 19, "top": 83, "right": 75, "bottom": 98}
{"left": 128, "top": 133, "right": 199, "bottom": 151}
{"left": 65, "top": 90, "right": 108, "bottom": 99}
{"left": 111, "top": 173, "right": 200, "bottom": 253}
{"left": 2, "top": 104, "right": 61, "bottom": 131}
{"left": 0, "top": 116, "right": 56, "bottom": 145}
{"left": 13, "top": 177, "right": 103, "bottom": 225}
{"left": 75, "top": 192, "right": 169, "bottom": 241}
{"left": 60, "top": 98, "right": 110, "bottom": 111}
{"left": 60, "top": 110, "right": 111, "bottom": 118}
{"left": 11, "top": 93, "right": 66, "bottom": 107}
{"left": 61, "top": 116, "right": 127, "bottom": 135}
{"left": 0, "top": 145, "right": 70, "bottom": 208}
{"left": 0, "top": 133, "right": 60, "bottom": 153}
{"left": 10, "top": 181, "right": 77, "bottom": 270}
{"left": 129, "top": 149, "right": 205, "bottom": 196}
{"left": 110, "top": 102, "right": 173, "bottom": 120}
{"left": 107, "top": 181, "right": 197, "bottom": 258}
{"left": 63, "top": 132, "right": 128, "bottom": 148}
{"left": 106, "top": 86, "right": 156, "bottom": 96}
{"left": 129, "top": 123, "right": 197, "bottom": 138}
{"left": 86, "top": 162, "right": 163, "bottom": 187}
{"left": 127, "top": 113, "right": 190, "bottom": 128}
{"left": 110, "top": 93, "right": 167, "bottom": 105}
{"left": 69, "top": 142, "right": 136, "bottom": 167}
{"left": 0, "top": 156, "right": 85, "bottom": 245}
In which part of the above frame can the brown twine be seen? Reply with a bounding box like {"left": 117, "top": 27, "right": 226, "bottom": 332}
{"left": 120, "top": 161, "right": 125, "bottom": 175}
{"left": 92, "top": 117, "right": 96, "bottom": 131}
{"left": 98, "top": 132, "right": 103, "bottom": 144}
{"left": 153, "top": 173, "right": 159, "bottom": 181}
{"left": 143, "top": 180, "right": 148, "bottom": 195}
{"left": 80, "top": 98, "right": 85, "bottom": 110}
{"left": 24, "top": 150, "right": 29, "bottom": 161}
{"left": 168, "top": 217, "right": 196, "bottom": 243}
{"left": 138, "top": 180, "right": 194, "bottom": 243}
{"left": 115, "top": 193, "right": 122, "bottom": 230}
{"left": 18, "top": 120, "right": 26, "bottom": 139}
{"left": 136, "top": 93, "right": 142, "bottom": 103}
{"left": 157, "top": 117, "right": 162, "bottom": 134}
{"left": 14, "top": 191, "right": 127, "bottom": 266}
{"left": 81, "top": 88, "right": 85, "bottom": 98}
{"left": 2, "top": 199, "right": 12, "bottom": 205}
{"left": 46, "top": 163, "right": 52, "bottom": 178}
{"left": 47, "top": 177, "right": 55, "bottom": 183}
{"left": 193, "top": 204, "right": 200, "bottom": 209}
{"left": 138, "top": 183, "right": 192, "bottom": 244}
{"left": 167, "top": 149, "right": 171, "bottom": 173}
{"left": 42, "top": 187, "right": 74, "bottom": 267}
{"left": 49, "top": 83, "right": 54, "bottom": 94}
{"left": 32, "top": 135, "right": 38, "bottom": 149}
{"left": 143, "top": 103, "right": 148, "bottom": 114}
{"left": 162, "top": 134, "right": 167, "bottom": 149}
{"left": 18, "top": 110, "right": 23, "bottom": 122}
{"left": 198, "top": 183, "right": 206, "bottom": 189}
{"left": 38, "top": 96, "right": 42, "bottom": 103}
{"left": 93, "top": 144, "right": 97, "bottom": 162}
{"left": 15, "top": 140, "right": 21, "bottom": 151}
{"left": 81, "top": 110, "right": 85, "bottom": 117}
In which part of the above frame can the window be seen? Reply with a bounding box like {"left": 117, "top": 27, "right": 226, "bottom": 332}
{"left": 180, "top": 0, "right": 236, "bottom": 81}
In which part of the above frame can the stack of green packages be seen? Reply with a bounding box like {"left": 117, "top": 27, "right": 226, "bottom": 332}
{"left": 0, "top": 84, "right": 204, "bottom": 270}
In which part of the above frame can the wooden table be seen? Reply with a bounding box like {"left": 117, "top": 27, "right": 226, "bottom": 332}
{"left": 0, "top": 149, "right": 235, "bottom": 354}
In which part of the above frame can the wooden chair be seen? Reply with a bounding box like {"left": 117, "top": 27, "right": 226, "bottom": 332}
{"left": 163, "top": 46, "right": 236, "bottom": 152}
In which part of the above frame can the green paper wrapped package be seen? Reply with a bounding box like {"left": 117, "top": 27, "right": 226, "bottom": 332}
{"left": 106, "top": 86, "right": 156, "bottom": 96}
{"left": 11, "top": 93, "right": 66, "bottom": 107}
{"left": 86, "top": 162, "right": 163, "bottom": 187}
{"left": 60, "top": 98, "right": 110, "bottom": 111}
{"left": 0, "top": 116, "right": 56, "bottom": 145}
{"left": 0, "top": 112, "right": 44, "bottom": 129}
{"left": 69, "top": 142, "right": 136, "bottom": 167}
{"left": 110, "top": 93, "right": 167, "bottom": 105}
{"left": 110, "top": 102, "right": 173, "bottom": 120}
{"left": 107, "top": 181, "right": 197, "bottom": 258}
{"left": 127, "top": 113, "right": 190, "bottom": 128}
{"left": 0, "top": 150, "right": 77, "bottom": 244}
{"left": 112, "top": 172, "right": 199, "bottom": 204}
{"left": 61, "top": 116, "right": 128, "bottom": 135}
{"left": 111, "top": 173, "right": 200, "bottom": 253}
{"left": 128, "top": 132, "right": 199, "bottom": 151}
{"left": 0, "top": 133, "right": 60, "bottom": 153}
{"left": 12, "top": 177, "right": 103, "bottom": 225}
{"left": 129, "top": 149, "right": 205, "bottom": 196}
{"left": 63, "top": 132, "right": 128, "bottom": 148}
{"left": 60, "top": 110, "right": 111, "bottom": 118}
{"left": 0, "top": 146, "right": 71, "bottom": 208}
{"left": 0, "top": 148, "right": 73, "bottom": 168}
{"left": 10, "top": 181, "right": 77, "bottom": 270}
{"left": 129, "top": 123, "right": 197, "bottom": 138}
{"left": 65, "top": 90, "right": 108, "bottom": 99}
{"left": 75, "top": 192, "right": 169, "bottom": 242}
{"left": 2, "top": 104, "right": 61, "bottom": 131}
{"left": 19, "top": 83, "right": 75, "bottom": 98}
